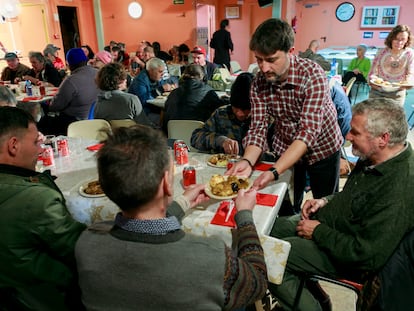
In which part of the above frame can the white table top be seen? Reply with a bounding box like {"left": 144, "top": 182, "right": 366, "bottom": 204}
{"left": 53, "top": 146, "right": 291, "bottom": 284}
{"left": 147, "top": 90, "right": 229, "bottom": 109}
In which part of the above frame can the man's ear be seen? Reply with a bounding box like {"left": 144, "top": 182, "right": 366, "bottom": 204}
{"left": 7, "top": 137, "right": 19, "bottom": 157}
{"left": 162, "top": 170, "right": 173, "bottom": 197}
{"left": 379, "top": 132, "right": 390, "bottom": 147}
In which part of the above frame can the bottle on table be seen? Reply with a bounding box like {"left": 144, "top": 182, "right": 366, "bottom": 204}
{"left": 25, "top": 80, "right": 33, "bottom": 96}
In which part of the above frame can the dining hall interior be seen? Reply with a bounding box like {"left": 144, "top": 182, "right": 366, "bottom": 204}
{"left": 1, "top": 0, "right": 414, "bottom": 310}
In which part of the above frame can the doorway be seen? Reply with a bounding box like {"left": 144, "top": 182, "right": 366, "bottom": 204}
{"left": 195, "top": 3, "right": 215, "bottom": 62}
{"left": 57, "top": 6, "right": 81, "bottom": 55}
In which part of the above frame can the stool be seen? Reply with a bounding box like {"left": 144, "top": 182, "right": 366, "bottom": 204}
{"left": 292, "top": 274, "right": 362, "bottom": 311}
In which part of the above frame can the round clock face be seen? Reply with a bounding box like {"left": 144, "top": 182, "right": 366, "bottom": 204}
{"left": 335, "top": 2, "right": 355, "bottom": 22}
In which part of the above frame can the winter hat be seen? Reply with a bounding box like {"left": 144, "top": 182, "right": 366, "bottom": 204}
{"left": 230, "top": 72, "right": 254, "bottom": 110}
{"left": 66, "top": 48, "right": 88, "bottom": 66}
{"left": 95, "top": 50, "right": 112, "bottom": 64}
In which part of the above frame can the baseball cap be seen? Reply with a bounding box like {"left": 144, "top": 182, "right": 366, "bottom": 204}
{"left": 45, "top": 44, "right": 61, "bottom": 52}
{"left": 191, "top": 46, "right": 206, "bottom": 55}
{"left": 4, "top": 52, "right": 18, "bottom": 60}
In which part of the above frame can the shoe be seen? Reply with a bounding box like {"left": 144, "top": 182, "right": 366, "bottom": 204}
{"left": 306, "top": 280, "right": 332, "bottom": 311}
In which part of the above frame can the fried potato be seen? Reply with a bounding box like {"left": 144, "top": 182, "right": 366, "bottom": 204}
{"left": 84, "top": 180, "right": 104, "bottom": 195}
{"left": 208, "top": 175, "right": 249, "bottom": 197}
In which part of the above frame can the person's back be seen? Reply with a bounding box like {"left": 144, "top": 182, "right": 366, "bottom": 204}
{"left": 210, "top": 19, "right": 234, "bottom": 70}
{"left": 299, "top": 39, "right": 331, "bottom": 71}
{"left": 163, "top": 64, "right": 223, "bottom": 132}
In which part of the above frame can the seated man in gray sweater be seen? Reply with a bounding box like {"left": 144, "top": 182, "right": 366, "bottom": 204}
{"left": 75, "top": 125, "right": 268, "bottom": 311}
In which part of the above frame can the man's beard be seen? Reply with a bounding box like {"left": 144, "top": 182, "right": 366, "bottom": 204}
{"left": 264, "top": 72, "right": 283, "bottom": 83}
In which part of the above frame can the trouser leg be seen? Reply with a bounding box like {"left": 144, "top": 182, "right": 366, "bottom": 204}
{"left": 308, "top": 151, "right": 340, "bottom": 199}
{"left": 293, "top": 161, "right": 307, "bottom": 213}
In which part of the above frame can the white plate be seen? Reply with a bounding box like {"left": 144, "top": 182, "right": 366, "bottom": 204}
{"left": 79, "top": 181, "right": 106, "bottom": 198}
{"left": 370, "top": 79, "right": 400, "bottom": 92}
{"left": 206, "top": 154, "right": 240, "bottom": 168}
{"left": 205, "top": 176, "right": 251, "bottom": 200}
{"left": 392, "top": 82, "right": 414, "bottom": 88}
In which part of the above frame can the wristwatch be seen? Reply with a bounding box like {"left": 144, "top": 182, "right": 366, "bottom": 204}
{"left": 268, "top": 167, "right": 279, "bottom": 181}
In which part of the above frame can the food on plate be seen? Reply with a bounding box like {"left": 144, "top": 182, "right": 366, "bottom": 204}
{"left": 208, "top": 154, "right": 238, "bottom": 167}
{"left": 208, "top": 174, "right": 249, "bottom": 197}
{"left": 83, "top": 180, "right": 104, "bottom": 195}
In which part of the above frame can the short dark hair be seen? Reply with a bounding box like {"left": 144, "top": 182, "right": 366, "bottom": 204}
{"left": 182, "top": 64, "right": 205, "bottom": 81}
{"left": 96, "top": 63, "right": 127, "bottom": 91}
{"left": 97, "top": 125, "right": 170, "bottom": 211}
{"left": 220, "top": 19, "right": 229, "bottom": 29}
{"left": 230, "top": 72, "right": 254, "bottom": 110}
{"left": 249, "top": 18, "right": 295, "bottom": 54}
{"left": 0, "top": 107, "right": 35, "bottom": 143}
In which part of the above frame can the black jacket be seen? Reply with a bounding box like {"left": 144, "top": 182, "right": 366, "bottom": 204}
{"left": 162, "top": 78, "right": 223, "bottom": 133}
{"left": 210, "top": 29, "right": 234, "bottom": 69}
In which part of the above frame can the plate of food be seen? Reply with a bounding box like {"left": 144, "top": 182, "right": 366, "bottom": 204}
{"left": 207, "top": 154, "right": 240, "bottom": 168}
{"left": 205, "top": 174, "right": 251, "bottom": 200}
{"left": 79, "top": 180, "right": 106, "bottom": 198}
{"left": 392, "top": 81, "right": 414, "bottom": 88}
{"left": 370, "top": 77, "right": 399, "bottom": 92}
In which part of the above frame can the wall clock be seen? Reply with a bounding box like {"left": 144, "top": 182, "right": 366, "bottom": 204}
{"left": 335, "top": 2, "right": 355, "bottom": 22}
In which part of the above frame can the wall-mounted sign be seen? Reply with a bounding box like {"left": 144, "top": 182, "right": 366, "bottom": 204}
{"left": 173, "top": 0, "right": 184, "bottom": 4}
{"left": 363, "top": 31, "right": 373, "bottom": 39}
{"left": 379, "top": 32, "right": 390, "bottom": 39}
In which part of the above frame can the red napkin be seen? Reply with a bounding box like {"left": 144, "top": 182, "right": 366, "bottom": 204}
{"left": 254, "top": 162, "right": 273, "bottom": 171}
{"left": 22, "top": 96, "right": 43, "bottom": 102}
{"left": 86, "top": 143, "right": 104, "bottom": 151}
{"left": 210, "top": 201, "right": 236, "bottom": 228}
{"left": 256, "top": 193, "right": 278, "bottom": 207}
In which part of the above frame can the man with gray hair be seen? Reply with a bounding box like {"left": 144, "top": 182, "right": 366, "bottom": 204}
{"left": 0, "top": 85, "right": 17, "bottom": 106}
{"left": 268, "top": 98, "right": 414, "bottom": 311}
{"left": 299, "top": 39, "right": 331, "bottom": 71}
{"left": 128, "top": 57, "right": 175, "bottom": 124}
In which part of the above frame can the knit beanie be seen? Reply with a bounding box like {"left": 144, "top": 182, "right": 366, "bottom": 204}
{"left": 66, "top": 48, "right": 88, "bottom": 66}
{"left": 230, "top": 72, "right": 254, "bottom": 110}
{"left": 95, "top": 51, "right": 112, "bottom": 64}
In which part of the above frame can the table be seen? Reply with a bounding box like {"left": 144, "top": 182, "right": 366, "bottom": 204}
{"left": 53, "top": 145, "right": 291, "bottom": 284}
{"left": 147, "top": 90, "right": 229, "bottom": 109}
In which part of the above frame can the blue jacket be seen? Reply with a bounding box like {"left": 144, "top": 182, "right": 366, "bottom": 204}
{"left": 331, "top": 81, "right": 351, "bottom": 139}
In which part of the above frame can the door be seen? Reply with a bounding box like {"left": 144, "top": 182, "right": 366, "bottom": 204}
{"left": 57, "top": 6, "right": 81, "bottom": 54}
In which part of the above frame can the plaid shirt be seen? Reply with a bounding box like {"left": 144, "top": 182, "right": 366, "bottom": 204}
{"left": 191, "top": 104, "right": 250, "bottom": 155}
{"left": 243, "top": 55, "right": 343, "bottom": 165}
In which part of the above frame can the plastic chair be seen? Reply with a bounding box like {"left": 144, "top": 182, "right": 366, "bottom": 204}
{"left": 67, "top": 119, "right": 111, "bottom": 141}
{"left": 230, "top": 60, "right": 242, "bottom": 75}
{"left": 167, "top": 120, "right": 204, "bottom": 152}
{"left": 352, "top": 81, "right": 369, "bottom": 105}
{"left": 344, "top": 77, "right": 356, "bottom": 97}
{"left": 109, "top": 119, "right": 137, "bottom": 130}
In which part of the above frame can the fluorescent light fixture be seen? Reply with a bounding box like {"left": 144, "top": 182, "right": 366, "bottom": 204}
{"left": 128, "top": 2, "right": 142, "bottom": 19}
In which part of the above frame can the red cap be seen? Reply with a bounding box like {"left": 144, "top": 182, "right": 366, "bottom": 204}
{"left": 191, "top": 46, "right": 206, "bottom": 55}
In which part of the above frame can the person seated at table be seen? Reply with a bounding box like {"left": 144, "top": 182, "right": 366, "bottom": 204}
{"left": 267, "top": 98, "right": 414, "bottom": 311}
{"left": 191, "top": 72, "right": 253, "bottom": 155}
{"left": 90, "top": 50, "right": 113, "bottom": 69}
{"left": 43, "top": 48, "right": 99, "bottom": 135}
{"left": 94, "top": 62, "right": 153, "bottom": 127}
{"left": 22, "top": 51, "right": 62, "bottom": 87}
{"left": 330, "top": 80, "right": 351, "bottom": 140}
{"left": 191, "top": 46, "right": 226, "bottom": 90}
{"left": 342, "top": 44, "right": 371, "bottom": 85}
{"left": 81, "top": 44, "right": 95, "bottom": 62}
{"left": 0, "top": 107, "right": 86, "bottom": 310}
{"left": 0, "top": 85, "right": 17, "bottom": 106}
{"left": 299, "top": 39, "right": 331, "bottom": 71}
{"left": 0, "top": 52, "right": 30, "bottom": 84}
{"left": 128, "top": 57, "right": 175, "bottom": 125}
{"left": 162, "top": 64, "right": 224, "bottom": 133}
{"left": 43, "top": 44, "right": 66, "bottom": 77}
{"left": 75, "top": 124, "right": 267, "bottom": 310}
{"left": 152, "top": 41, "right": 173, "bottom": 63}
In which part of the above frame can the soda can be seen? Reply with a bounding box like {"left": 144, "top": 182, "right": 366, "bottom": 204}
{"left": 183, "top": 166, "right": 196, "bottom": 187}
{"left": 173, "top": 140, "right": 185, "bottom": 158}
{"left": 227, "top": 158, "right": 238, "bottom": 170}
{"left": 57, "top": 138, "right": 69, "bottom": 157}
{"left": 42, "top": 146, "right": 55, "bottom": 166}
{"left": 175, "top": 142, "right": 188, "bottom": 165}
{"left": 39, "top": 85, "right": 46, "bottom": 96}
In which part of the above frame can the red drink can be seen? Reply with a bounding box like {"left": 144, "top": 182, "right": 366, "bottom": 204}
{"left": 39, "top": 85, "right": 46, "bottom": 96}
{"left": 183, "top": 166, "right": 196, "bottom": 187}
{"left": 175, "top": 142, "right": 188, "bottom": 165}
{"left": 173, "top": 140, "right": 185, "bottom": 157}
{"left": 42, "top": 146, "right": 55, "bottom": 166}
{"left": 227, "top": 158, "right": 238, "bottom": 170}
{"left": 57, "top": 138, "right": 69, "bottom": 157}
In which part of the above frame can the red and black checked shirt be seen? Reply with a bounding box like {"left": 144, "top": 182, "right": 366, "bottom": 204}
{"left": 243, "top": 55, "right": 343, "bottom": 165}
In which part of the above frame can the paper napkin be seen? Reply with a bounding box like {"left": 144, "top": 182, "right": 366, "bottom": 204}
{"left": 210, "top": 201, "right": 237, "bottom": 228}
{"left": 256, "top": 193, "right": 278, "bottom": 207}
{"left": 86, "top": 143, "right": 104, "bottom": 151}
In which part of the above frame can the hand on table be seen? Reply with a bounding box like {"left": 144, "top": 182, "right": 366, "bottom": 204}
{"left": 252, "top": 171, "right": 274, "bottom": 191}
{"left": 222, "top": 138, "right": 239, "bottom": 155}
{"left": 182, "top": 184, "right": 210, "bottom": 208}
{"left": 301, "top": 198, "right": 327, "bottom": 220}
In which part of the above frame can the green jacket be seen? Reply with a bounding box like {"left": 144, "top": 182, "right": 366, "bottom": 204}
{"left": 0, "top": 164, "right": 86, "bottom": 295}
{"left": 314, "top": 144, "right": 414, "bottom": 275}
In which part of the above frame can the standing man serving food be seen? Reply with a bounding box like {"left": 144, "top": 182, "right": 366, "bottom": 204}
{"left": 227, "top": 18, "right": 343, "bottom": 213}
